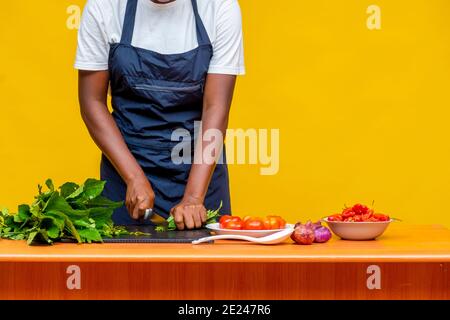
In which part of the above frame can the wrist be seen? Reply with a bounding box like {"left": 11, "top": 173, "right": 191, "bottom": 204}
{"left": 124, "top": 168, "right": 147, "bottom": 185}
{"left": 182, "top": 193, "right": 204, "bottom": 205}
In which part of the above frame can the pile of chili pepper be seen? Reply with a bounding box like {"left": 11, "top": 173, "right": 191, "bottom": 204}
{"left": 328, "top": 203, "right": 390, "bottom": 222}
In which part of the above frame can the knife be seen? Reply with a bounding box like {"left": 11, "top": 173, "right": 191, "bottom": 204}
{"left": 143, "top": 208, "right": 169, "bottom": 227}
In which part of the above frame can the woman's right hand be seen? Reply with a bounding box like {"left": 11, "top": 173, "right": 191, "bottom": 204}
{"left": 125, "top": 174, "right": 155, "bottom": 220}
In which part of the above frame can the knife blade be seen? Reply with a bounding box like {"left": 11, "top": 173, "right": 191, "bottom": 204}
{"left": 144, "top": 208, "right": 169, "bottom": 227}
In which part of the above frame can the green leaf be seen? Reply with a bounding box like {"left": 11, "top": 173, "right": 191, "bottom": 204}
{"left": 86, "top": 196, "right": 123, "bottom": 209}
{"left": 45, "top": 179, "right": 55, "bottom": 192}
{"left": 60, "top": 182, "right": 79, "bottom": 198}
{"left": 27, "top": 231, "right": 38, "bottom": 245}
{"left": 155, "top": 225, "right": 167, "bottom": 232}
{"left": 166, "top": 216, "right": 177, "bottom": 231}
{"left": 11, "top": 233, "right": 25, "bottom": 240}
{"left": 40, "top": 216, "right": 63, "bottom": 239}
{"left": 44, "top": 210, "right": 66, "bottom": 229}
{"left": 44, "top": 192, "right": 89, "bottom": 220}
{"left": 30, "top": 201, "right": 42, "bottom": 217}
{"left": 205, "top": 201, "right": 223, "bottom": 224}
{"left": 13, "top": 204, "right": 31, "bottom": 223}
{"left": 73, "top": 218, "right": 96, "bottom": 229}
{"left": 65, "top": 219, "right": 81, "bottom": 243}
{"left": 82, "top": 179, "right": 106, "bottom": 200}
{"left": 65, "top": 185, "right": 84, "bottom": 200}
{"left": 34, "top": 229, "right": 52, "bottom": 244}
{"left": 46, "top": 210, "right": 81, "bottom": 243}
{"left": 44, "top": 192, "right": 72, "bottom": 212}
{"left": 88, "top": 207, "right": 114, "bottom": 228}
{"left": 46, "top": 224, "right": 60, "bottom": 239}
{"left": 78, "top": 228, "right": 102, "bottom": 243}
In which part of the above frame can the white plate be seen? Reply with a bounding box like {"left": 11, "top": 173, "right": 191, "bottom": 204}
{"left": 206, "top": 223, "right": 295, "bottom": 238}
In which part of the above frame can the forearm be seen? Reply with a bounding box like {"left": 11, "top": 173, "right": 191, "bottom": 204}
{"left": 80, "top": 100, "right": 145, "bottom": 184}
{"left": 183, "top": 74, "right": 236, "bottom": 203}
{"left": 183, "top": 104, "right": 229, "bottom": 202}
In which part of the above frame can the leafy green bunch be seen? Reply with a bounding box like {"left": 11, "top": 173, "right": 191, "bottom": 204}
{"left": 0, "top": 178, "right": 131, "bottom": 245}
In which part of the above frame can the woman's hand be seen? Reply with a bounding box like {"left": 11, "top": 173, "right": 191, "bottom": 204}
{"left": 170, "top": 196, "right": 207, "bottom": 230}
{"left": 126, "top": 174, "right": 155, "bottom": 220}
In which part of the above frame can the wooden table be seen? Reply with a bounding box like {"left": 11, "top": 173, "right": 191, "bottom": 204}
{"left": 0, "top": 224, "right": 449, "bottom": 300}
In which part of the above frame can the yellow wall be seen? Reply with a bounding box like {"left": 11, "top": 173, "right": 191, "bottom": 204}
{"left": 1, "top": 1, "right": 449, "bottom": 226}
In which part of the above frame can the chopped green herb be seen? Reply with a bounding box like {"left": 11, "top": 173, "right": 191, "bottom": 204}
{"left": 155, "top": 201, "right": 222, "bottom": 232}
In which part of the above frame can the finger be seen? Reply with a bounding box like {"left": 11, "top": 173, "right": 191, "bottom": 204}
{"left": 192, "top": 207, "right": 203, "bottom": 229}
{"left": 173, "top": 208, "right": 185, "bottom": 230}
{"left": 137, "top": 200, "right": 148, "bottom": 220}
{"left": 131, "top": 196, "right": 143, "bottom": 220}
{"left": 127, "top": 195, "right": 135, "bottom": 218}
{"left": 183, "top": 207, "right": 195, "bottom": 229}
{"left": 200, "top": 206, "right": 207, "bottom": 223}
{"left": 125, "top": 193, "right": 131, "bottom": 214}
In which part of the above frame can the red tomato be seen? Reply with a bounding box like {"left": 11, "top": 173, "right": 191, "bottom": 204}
{"left": 263, "top": 217, "right": 281, "bottom": 230}
{"left": 242, "top": 216, "right": 252, "bottom": 224}
{"left": 219, "top": 215, "right": 241, "bottom": 228}
{"left": 244, "top": 218, "right": 264, "bottom": 230}
{"left": 328, "top": 214, "right": 343, "bottom": 222}
{"left": 219, "top": 215, "right": 232, "bottom": 225}
{"left": 266, "top": 215, "right": 286, "bottom": 228}
{"left": 223, "top": 220, "right": 243, "bottom": 230}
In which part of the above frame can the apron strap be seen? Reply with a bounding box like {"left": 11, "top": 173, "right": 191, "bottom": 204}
{"left": 191, "top": 0, "right": 212, "bottom": 46}
{"left": 121, "top": 0, "right": 138, "bottom": 45}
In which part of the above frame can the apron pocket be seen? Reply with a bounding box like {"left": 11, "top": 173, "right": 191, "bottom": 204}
{"left": 126, "top": 76, "right": 204, "bottom": 109}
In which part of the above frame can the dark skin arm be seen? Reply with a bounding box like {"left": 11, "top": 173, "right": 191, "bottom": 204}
{"left": 78, "top": 71, "right": 236, "bottom": 229}
{"left": 78, "top": 70, "right": 154, "bottom": 220}
{"left": 171, "top": 74, "right": 236, "bottom": 230}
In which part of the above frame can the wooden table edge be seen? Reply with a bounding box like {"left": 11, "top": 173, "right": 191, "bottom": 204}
{"left": 1, "top": 254, "right": 450, "bottom": 263}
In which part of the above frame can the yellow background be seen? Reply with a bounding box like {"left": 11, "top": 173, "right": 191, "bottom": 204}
{"left": 1, "top": 1, "right": 449, "bottom": 226}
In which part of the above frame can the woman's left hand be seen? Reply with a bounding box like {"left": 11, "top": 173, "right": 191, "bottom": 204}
{"left": 170, "top": 197, "right": 207, "bottom": 230}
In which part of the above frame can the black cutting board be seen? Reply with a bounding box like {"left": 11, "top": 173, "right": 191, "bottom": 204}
{"left": 102, "top": 225, "right": 212, "bottom": 243}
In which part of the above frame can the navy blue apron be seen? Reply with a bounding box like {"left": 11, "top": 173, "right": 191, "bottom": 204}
{"left": 101, "top": 0, "right": 231, "bottom": 225}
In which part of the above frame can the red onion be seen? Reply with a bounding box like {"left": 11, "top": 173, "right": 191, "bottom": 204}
{"left": 291, "top": 223, "right": 315, "bottom": 245}
{"left": 311, "top": 220, "right": 323, "bottom": 230}
{"left": 313, "top": 226, "right": 332, "bottom": 243}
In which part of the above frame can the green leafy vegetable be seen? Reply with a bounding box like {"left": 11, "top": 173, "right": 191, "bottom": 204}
{"left": 0, "top": 178, "right": 146, "bottom": 245}
{"left": 155, "top": 201, "right": 223, "bottom": 232}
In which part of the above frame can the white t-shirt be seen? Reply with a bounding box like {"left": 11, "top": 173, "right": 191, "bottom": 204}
{"left": 74, "top": 0, "right": 245, "bottom": 75}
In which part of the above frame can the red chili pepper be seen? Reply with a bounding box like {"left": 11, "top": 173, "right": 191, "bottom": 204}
{"left": 352, "top": 203, "right": 370, "bottom": 215}
{"left": 373, "top": 214, "right": 390, "bottom": 221}
{"left": 328, "top": 214, "right": 343, "bottom": 222}
{"left": 342, "top": 207, "right": 355, "bottom": 218}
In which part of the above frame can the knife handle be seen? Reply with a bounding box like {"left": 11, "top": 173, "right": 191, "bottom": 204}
{"left": 144, "top": 209, "right": 153, "bottom": 220}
